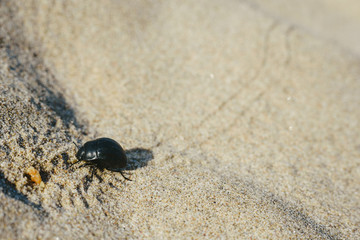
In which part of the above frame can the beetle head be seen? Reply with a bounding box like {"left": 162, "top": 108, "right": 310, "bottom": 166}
{"left": 76, "top": 143, "right": 97, "bottom": 162}
{"left": 76, "top": 146, "right": 86, "bottom": 160}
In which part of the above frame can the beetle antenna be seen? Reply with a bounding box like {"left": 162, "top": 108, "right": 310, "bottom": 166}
{"left": 73, "top": 141, "right": 79, "bottom": 149}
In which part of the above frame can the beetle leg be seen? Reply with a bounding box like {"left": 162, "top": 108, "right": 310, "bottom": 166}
{"left": 83, "top": 167, "right": 96, "bottom": 192}
{"left": 90, "top": 167, "right": 96, "bottom": 180}
{"left": 119, "top": 171, "right": 132, "bottom": 181}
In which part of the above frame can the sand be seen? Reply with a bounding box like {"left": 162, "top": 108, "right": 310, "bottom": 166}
{"left": 0, "top": 0, "right": 359, "bottom": 239}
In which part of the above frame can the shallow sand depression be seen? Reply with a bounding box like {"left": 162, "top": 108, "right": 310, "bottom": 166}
{"left": 0, "top": 0, "right": 360, "bottom": 239}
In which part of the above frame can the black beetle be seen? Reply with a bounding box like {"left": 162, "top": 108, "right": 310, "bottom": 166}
{"left": 70, "top": 138, "right": 131, "bottom": 181}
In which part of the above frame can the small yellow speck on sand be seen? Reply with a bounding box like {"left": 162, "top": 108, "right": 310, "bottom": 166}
{"left": 25, "top": 166, "right": 42, "bottom": 184}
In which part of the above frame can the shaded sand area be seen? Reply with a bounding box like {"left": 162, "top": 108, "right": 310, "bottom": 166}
{"left": 1, "top": 0, "right": 359, "bottom": 239}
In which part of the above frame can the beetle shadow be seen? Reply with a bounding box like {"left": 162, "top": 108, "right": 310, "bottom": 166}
{"left": 124, "top": 148, "right": 154, "bottom": 171}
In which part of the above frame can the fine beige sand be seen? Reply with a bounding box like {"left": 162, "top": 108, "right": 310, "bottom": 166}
{"left": 1, "top": 0, "right": 359, "bottom": 239}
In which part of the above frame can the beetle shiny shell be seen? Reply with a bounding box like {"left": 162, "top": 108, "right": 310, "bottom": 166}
{"left": 72, "top": 137, "right": 131, "bottom": 180}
